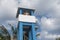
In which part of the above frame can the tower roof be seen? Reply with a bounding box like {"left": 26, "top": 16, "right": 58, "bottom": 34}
{"left": 16, "top": 7, "right": 35, "bottom": 18}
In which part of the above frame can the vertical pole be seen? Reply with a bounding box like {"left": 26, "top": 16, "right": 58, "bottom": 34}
{"left": 17, "top": 26, "right": 19, "bottom": 40}
{"left": 31, "top": 11, "right": 34, "bottom": 16}
{"left": 19, "top": 22, "right": 23, "bottom": 40}
{"left": 20, "top": 9, "right": 22, "bottom": 14}
{"left": 32, "top": 23, "right": 36, "bottom": 40}
{"left": 29, "top": 31, "right": 32, "bottom": 40}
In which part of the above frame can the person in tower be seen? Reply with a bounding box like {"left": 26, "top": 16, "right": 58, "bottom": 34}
{"left": 23, "top": 12, "right": 30, "bottom": 15}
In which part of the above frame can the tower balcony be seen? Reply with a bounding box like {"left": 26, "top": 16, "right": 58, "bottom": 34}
{"left": 18, "top": 15, "right": 36, "bottom": 23}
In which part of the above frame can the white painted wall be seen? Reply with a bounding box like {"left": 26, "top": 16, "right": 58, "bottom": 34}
{"left": 18, "top": 15, "right": 36, "bottom": 23}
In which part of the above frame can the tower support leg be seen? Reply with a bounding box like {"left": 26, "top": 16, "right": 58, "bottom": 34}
{"left": 32, "top": 24, "right": 36, "bottom": 40}
{"left": 29, "top": 31, "right": 32, "bottom": 40}
{"left": 19, "top": 22, "right": 23, "bottom": 40}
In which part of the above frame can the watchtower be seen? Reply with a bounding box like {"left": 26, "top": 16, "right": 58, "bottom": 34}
{"left": 16, "top": 7, "right": 37, "bottom": 40}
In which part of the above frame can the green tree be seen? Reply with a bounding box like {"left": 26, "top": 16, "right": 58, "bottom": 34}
{"left": 0, "top": 25, "right": 11, "bottom": 40}
{"left": 56, "top": 38, "right": 60, "bottom": 40}
{"left": 8, "top": 23, "right": 17, "bottom": 40}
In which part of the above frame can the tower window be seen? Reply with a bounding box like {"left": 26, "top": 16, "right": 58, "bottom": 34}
{"left": 22, "top": 11, "right": 31, "bottom": 15}
{"left": 23, "top": 12, "right": 30, "bottom": 15}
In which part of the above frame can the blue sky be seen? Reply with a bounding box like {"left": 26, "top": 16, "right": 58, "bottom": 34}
{"left": 0, "top": 0, "right": 60, "bottom": 40}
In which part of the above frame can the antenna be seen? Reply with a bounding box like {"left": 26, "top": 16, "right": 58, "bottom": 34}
{"left": 18, "top": 0, "right": 20, "bottom": 4}
{"left": 17, "top": 0, "right": 20, "bottom": 7}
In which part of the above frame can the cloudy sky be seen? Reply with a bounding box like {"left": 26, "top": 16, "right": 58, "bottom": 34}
{"left": 0, "top": 0, "right": 60, "bottom": 40}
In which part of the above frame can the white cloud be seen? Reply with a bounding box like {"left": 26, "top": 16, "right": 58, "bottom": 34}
{"left": 35, "top": 0, "right": 60, "bottom": 18}
{"left": 40, "top": 17, "right": 60, "bottom": 31}
{"left": 41, "top": 17, "right": 56, "bottom": 31}
{"left": 18, "top": 0, "right": 40, "bottom": 9}
{"left": 40, "top": 17, "right": 60, "bottom": 40}
{"left": 45, "top": 34, "right": 60, "bottom": 39}
{"left": 39, "top": 31, "right": 60, "bottom": 40}
{"left": 0, "top": 0, "right": 17, "bottom": 19}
